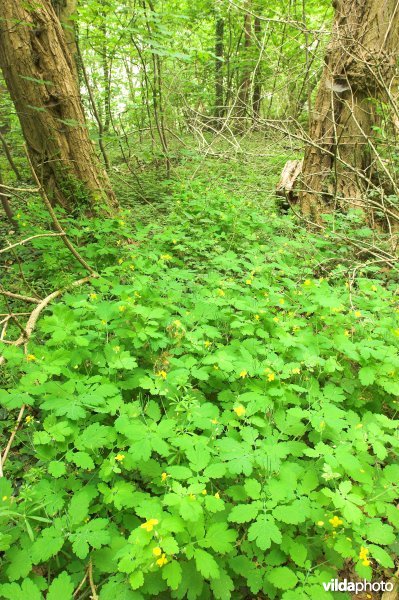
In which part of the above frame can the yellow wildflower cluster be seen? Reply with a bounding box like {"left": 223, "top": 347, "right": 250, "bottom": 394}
{"left": 26, "top": 354, "right": 36, "bottom": 362}
{"left": 115, "top": 454, "right": 125, "bottom": 462}
{"left": 329, "top": 515, "right": 343, "bottom": 528}
{"left": 359, "top": 546, "right": 370, "bottom": 567}
{"left": 234, "top": 405, "right": 246, "bottom": 418}
{"left": 140, "top": 518, "right": 159, "bottom": 532}
{"left": 239, "top": 370, "right": 248, "bottom": 378}
{"left": 157, "top": 370, "right": 167, "bottom": 379}
{"left": 25, "top": 415, "right": 34, "bottom": 424}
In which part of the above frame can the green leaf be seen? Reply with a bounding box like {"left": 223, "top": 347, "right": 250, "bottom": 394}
{"left": 365, "top": 521, "right": 395, "bottom": 545}
{"left": 358, "top": 367, "right": 376, "bottom": 386}
{"left": 48, "top": 461, "right": 66, "bottom": 478}
{"left": 267, "top": 566, "right": 298, "bottom": 590}
{"left": 228, "top": 503, "right": 259, "bottom": 523}
{"left": 194, "top": 549, "right": 220, "bottom": 580}
{"left": 210, "top": 567, "right": 235, "bottom": 600}
{"left": 129, "top": 571, "right": 144, "bottom": 590}
{"left": 244, "top": 479, "right": 261, "bottom": 500}
{"left": 162, "top": 561, "right": 182, "bottom": 590}
{"left": 5, "top": 548, "right": 32, "bottom": 581}
{"left": 0, "top": 580, "right": 42, "bottom": 600}
{"left": 368, "top": 545, "right": 394, "bottom": 568}
{"left": 31, "top": 527, "right": 65, "bottom": 563}
{"left": 47, "top": 572, "right": 74, "bottom": 600}
{"left": 70, "top": 519, "right": 110, "bottom": 559}
{"left": 200, "top": 522, "right": 237, "bottom": 553}
{"left": 248, "top": 515, "right": 282, "bottom": 550}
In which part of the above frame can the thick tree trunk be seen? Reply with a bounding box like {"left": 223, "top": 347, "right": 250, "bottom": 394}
{"left": 0, "top": 0, "right": 116, "bottom": 212}
{"left": 300, "top": 0, "right": 399, "bottom": 220}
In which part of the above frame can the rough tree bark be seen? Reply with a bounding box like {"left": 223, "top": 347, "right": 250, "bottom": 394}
{"left": 0, "top": 0, "right": 117, "bottom": 212}
{"left": 300, "top": 0, "right": 399, "bottom": 220}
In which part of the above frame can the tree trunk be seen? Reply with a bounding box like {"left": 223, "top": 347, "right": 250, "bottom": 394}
{"left": 214, "top": 17, "right": 224, "bottom": 119}
{"left": 236, "top": 10, "right": 252, "bottom": 123}
{"left": 0, "top": 0, "right": 117, "bottom": 212}
{"left": 252, "top": 16, "right": 262, "bottom": 121}
{"left": 300, "top": 0, "right": 399, "bottom": 220}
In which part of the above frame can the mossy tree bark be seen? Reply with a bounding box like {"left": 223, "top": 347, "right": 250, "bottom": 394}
{"left": 0, "top": 0, "right": 117, "bottom": 212}
{"left": 300, "top": 0, "right": 399, "bottom": 221}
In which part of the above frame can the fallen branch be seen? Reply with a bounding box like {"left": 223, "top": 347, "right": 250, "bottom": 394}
{"left": 0, "top": 233, "right": 64, "bottom": 255}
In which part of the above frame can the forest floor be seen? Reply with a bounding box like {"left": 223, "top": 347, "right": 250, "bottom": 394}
{"left": 1, "top": 138, "right": 398, "bottom": 599}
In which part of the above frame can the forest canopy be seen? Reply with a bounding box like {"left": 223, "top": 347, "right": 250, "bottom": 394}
{"left": 0, "top": 1, "right": 399, "bottom": 599}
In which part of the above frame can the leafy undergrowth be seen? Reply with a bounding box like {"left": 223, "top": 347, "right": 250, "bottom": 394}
{"left": 1, "top": 180, "right": 399, "bottom": 600}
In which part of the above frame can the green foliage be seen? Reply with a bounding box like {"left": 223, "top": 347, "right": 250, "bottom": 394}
{"left": 1, "top": 179, "right": 398, "bottom": 599}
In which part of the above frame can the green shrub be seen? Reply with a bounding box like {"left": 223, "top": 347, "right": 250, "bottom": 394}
{"left": 1, "top": 184, "right": 398, "bottom": 599}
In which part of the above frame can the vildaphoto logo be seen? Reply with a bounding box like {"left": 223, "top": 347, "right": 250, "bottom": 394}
{"left": 322, "top": 579, "right": 394, "bottom": 593}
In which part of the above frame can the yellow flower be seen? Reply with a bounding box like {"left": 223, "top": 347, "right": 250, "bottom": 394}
{"left": 118, "top": 305, "right": 126, "bottom": 312}
{"left": 317, "top": 521, "right": 324, "bottom": 527}
{"left": 329, "top": 515, "right": 343, "bottom": 528}
{"left": 292, "top": 368, "right": 300, "bottom": 375}
{"left": 26, "top": 354, "right": 36, "bottom": 362}
{"left": 204, "top": 340, "right": 212, "bottom": 348}
{"left": 210, "top": 418, "right": 218, "bottom": 425}
{"left": 239, "top": 370, "right": 248, "bottom": 379}
{"left": 359, "top": 547, "right": 369, "bottom": 560}
{"left": 189, "top": 494, "right": 196, "bottom": 500}
{"left": 118, "top": 258, "right": 123, "bottom": 265}
{"left": 101, "top": 319, "right": 107, "bottom": 325}
{"left": 245, "top": 279, "right": 252, "bottom": 286}
{"left": 354, "top": 311, "right": 362, "bottom": 318}
{"left": 213, "top": 364, "right": 219, "bottom": 370}
{"left": 2, "top": 496, "right": 8, "bottom": 501}
{"left": 90, "top": 293, "right": 97, "bottom": 300}
{"left": 153, "top": 547, "right": 162, "bottom": 557}
{"left": 214, "top": 492, "right": 220, "bottom": 499}
{"left": 234, "top": 405, "right": 246, "bottom": 418}
{"left": 279, "top": 298, "right": 285, "bottom": 305}
{"left": 267, "top": 372, "right": 275, "bottom": 382}
{"left": 304, "top": 279, "right": 312, "bottom": 286}
{"left": 273, "top": 317, "right": 279, "bottom": 323}
{"left": 25, "top": 415, "right": 34, "bottom": 423}
{"left": 172, "top": 239, "right": 177, "bottom": 244}
{"left": 160, "top": 254, "right": 172, "bottom": 261}
{"left": 161, "top": 472, "right": 168, "bottom": 481}
{"left": 140, "top": 518, "right": 159, "bottom": 532}
{"left": 156, "top": 553, "right": 168, "bottom": 567}
{"left": 344, "top": 330, "right": 350, "bottom": 337}
{"left": 217, "top": 289, "right": 225, "bottom": 297}
{"left": 355, "top": 423, "right": 363, "bottom": 429}
{"left": 254, "top": 314, "right": 260, "bottom": 321}
{"left": 362, "top": 559, "right": 370, "bottom": 567}
{"left": 157, "top": 370, "right": 167, "bottom": 379}
{"left": 201, "top": 489, "right": 207, "bottom": 495}
{"left": 371, "top": 285, "right": 377, "bottom": 292}
{"left": 115, "top": 454, "right": 125, "bottom": 462}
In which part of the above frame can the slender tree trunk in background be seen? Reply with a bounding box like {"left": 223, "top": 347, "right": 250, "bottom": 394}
{"left": 252, "top": 16, "right": 262, "bottom": 121}
{"left": 236, "top": 11, "right": 252, "bottom": 122}
{"left": 300, "top": 0, "right": 399, "bottom": 220}
{"left": 100, "top": 21, "right": 112, "bottom": 133}
{"left": 214, "top": 17, "right": 224, "bottom": 119}
{"left": 0, "top": 0, "right": 116, "bottom": 212}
